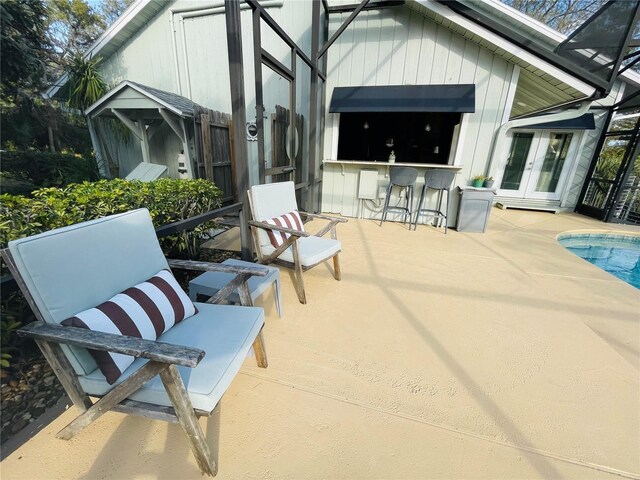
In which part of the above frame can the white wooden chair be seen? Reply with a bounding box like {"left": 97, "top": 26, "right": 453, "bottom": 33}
{"left": 248, "top": 181, "right": 347, "bottom": 304}
{"left": 2, "top": 209, "right": 269, "bottom": 476}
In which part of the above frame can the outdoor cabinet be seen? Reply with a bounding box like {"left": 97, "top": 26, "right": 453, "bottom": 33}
{"left": 455, "top": 187, "right": 495, "bottom": 233}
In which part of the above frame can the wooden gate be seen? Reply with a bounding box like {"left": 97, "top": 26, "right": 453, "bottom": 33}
{"left": 194, "top": 107, "right": 236, "bottom": 204}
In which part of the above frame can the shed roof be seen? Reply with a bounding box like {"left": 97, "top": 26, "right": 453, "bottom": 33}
{"left": 85, "top": 81, "right": 202, "bottom": 118}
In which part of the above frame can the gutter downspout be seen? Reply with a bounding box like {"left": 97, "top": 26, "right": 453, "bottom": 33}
{"left": 485, "top": 99, "right": 593, "bottom": 177}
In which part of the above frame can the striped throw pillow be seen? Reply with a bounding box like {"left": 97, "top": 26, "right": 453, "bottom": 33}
{"left": 61, "top": 269, "right": 197, "bottom": 384}
{"left": 264, "top": 210, "right": 305, "bottom": 248}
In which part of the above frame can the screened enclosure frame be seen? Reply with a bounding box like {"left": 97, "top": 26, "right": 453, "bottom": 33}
{"left": 244, "top": 0, "right": 382, "bottom": 213}
{"left": 576, "top": 94, "right": 640, "bottom": 225}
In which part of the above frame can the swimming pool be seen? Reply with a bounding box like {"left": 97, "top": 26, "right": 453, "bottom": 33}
{"left": 557, "top": 233, "right": 640, "bottom": 289}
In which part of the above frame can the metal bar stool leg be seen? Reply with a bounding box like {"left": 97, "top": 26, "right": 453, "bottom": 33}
{"left": 380, "top": 184, "right": 393, "bottom": 226}
{"left": 444, "top": 187, "right": 450, "bottom": 234}
{"left": 436, "top": 189, "right": 444, "bottom": 228}
{"left": 405, "top": 185, "right": 413, "bottom": 225}
{"left": 413, "top": 185, "right": 426, "bottom": 230}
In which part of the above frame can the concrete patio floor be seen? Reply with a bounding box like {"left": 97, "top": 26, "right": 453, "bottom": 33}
{"left": 2, "top": 208, "right": 639, "bottom": 479}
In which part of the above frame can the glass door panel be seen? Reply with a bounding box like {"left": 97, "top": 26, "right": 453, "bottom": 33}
{"left": 534, "top": 133, "right": 573, "bottom": 193}
{"left": 525, "top": 131, "right": 578, "bottom": 200}
{"left": 499, "top": 132, "right": 535, "bottom": 193}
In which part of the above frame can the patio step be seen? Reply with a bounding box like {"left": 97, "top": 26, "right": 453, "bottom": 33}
{"left": 494, "top": 197, "right": 566, "bottom": 213}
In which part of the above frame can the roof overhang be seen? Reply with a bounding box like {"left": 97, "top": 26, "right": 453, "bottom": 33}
{"left": 413, "top": 0, "right": 597, "bottom": 98}
{"left": 85, "top": 81, "right": 196, "bottom": 118}
{"left": 329, "top": 84, "right": 475, "bottom": 113}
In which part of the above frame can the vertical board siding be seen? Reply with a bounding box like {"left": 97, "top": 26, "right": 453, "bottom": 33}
{"left": 95, "top": 0, "right": 314, "bottom": 186}
{"left": 415, "top": 18, "right": 437, "bottom": 83}
{"left": 323, "top": 6, "right": 514, "bottom": 215}
{"left": 388, "top": 7, "right": 410, "bottom": 86}
{"left": 375, "top": 9, "right": 397, "bottom": 86}
{"left": 362, "top": 12, "right": 382, "bottom": 86}
{"left": 430, "top": 26, "right": 451, "bottom": 84}
{"left": 403, "top": 10, "right": 424, "bottom": 85}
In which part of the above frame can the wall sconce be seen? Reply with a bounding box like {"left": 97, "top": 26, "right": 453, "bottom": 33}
{"left": 433, "top": 146, "right": 440, "bottom": 154}
{"left": 363, "top": 121, "right": 369, "bottom": 130}
{"left": 424, "top": 124, "right": 431, "bottom": 132}
{"left": 385, "top": 138, "right": 394, "bottom": 147}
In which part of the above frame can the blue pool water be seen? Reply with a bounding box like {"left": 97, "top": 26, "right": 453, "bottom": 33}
{"left": 557, "top": 233, "right": 640, "bottom": 289}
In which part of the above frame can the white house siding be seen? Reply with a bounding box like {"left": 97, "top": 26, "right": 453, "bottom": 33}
{"left": 95, "top": 0, "right": 315, "bottom": 185}
{"left": 322, "top": 6, "right": 514, "bottom": 214}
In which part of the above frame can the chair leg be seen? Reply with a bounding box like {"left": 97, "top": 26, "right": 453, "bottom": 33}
{"left": 252, "top": 330, "right": 268, "bottom": 368}
{"left": 292, "top": 242, "right": 307, "bottom": 304}
{"left": 380, "top": 184, "right": 392, "bottom": 226}
{"left": 274, "top": 274, "right": 283, "bottom": 318}
{"left": 160, "top": 365, "right": 217, "bottom": 477}
{"left": 444, "top": 188, "right": 450, "bottom": 234}
{"left": 407, "top": 185, "right": 414, "bottom": 225}
{"left": 332, "top": 253, "right": 341, "bottom": 281}
{"left": 413, "top": 186, "right": 426, "bottom": 230}
{"left": 56, "top": 361, "right": 167, "bottom": 441}
{"left": 436, "top": 189, "right": 443, "bottom": 228}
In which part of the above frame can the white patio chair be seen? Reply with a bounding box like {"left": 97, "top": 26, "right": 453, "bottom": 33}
{"left": 2, "top": 208, "right": 269, "bottom": 476}
{"left": 248, "top": 181, "right": 347, "bottom": 304}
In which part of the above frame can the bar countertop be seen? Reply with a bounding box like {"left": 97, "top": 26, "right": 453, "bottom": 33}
{"left": 323, "top": 159, "right": 463, "bottom": 170}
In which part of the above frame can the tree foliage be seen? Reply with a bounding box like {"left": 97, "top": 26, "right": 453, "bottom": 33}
{"left": 0, "top": 0, "right": 133, "bottom": 154}
{"left": 67, "top": 54, "right": 106, "bottom": 114}
{"left": 98, "top": 0, "right": 135, "bottom": 27}
{"left": 0, "top": 0, "right": 49, "bottom": 95}
{"left": 502, "top": 0, "right": 607, "bottom": 35}
{"left": 46, "top": 0, "right": 106, "bottom": 77}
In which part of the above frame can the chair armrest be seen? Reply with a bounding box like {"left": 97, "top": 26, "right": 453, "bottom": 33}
{"left": 248, "top": 220, "right": 310, "bottom": 238}
{"left": 18, "top": 322, "right": 205, "bottom": 368}
{"left": 302, "top": 212, "right": 348, "bottom": 223}
{"left": 167, "top": 259, "right": 268, "bottom": 277}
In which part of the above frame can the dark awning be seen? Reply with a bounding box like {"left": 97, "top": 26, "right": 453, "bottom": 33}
{"left": 529, "top": 113, "right": 595, "bottom": 130}
{"left": 329, "top": 85, "right": 475, "bottom": 113}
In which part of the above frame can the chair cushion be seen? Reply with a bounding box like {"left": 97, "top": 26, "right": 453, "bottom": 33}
{"left": 249, "top": 181, "right": 299, "bottom": 250}
{"left": 62, "top": 270, "right": 197, "bottom": 384}
{"left": 7, "top": 209, "right": 169, "bottom": 376}
{"left": 262, "top": 236, "right": 341, "bottom": 266}
{"left": 263, "top": 210, "right": 304, "bottom": 248}
{"left": 78, "top": 303, "right": 265, "bottom": 413}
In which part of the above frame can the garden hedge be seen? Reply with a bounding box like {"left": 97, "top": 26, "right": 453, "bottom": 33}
{"left": 0, "top": 178, "right": 224, "bottom": 259}
{"left": 0, "top": 178, "right": 224, "bottom": 368}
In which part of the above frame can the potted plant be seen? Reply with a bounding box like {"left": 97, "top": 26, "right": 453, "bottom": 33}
{"left": 471, "top": 174, "right": 485, "bottom": 188}
{"left": 483, "top": 176, "right": 494, "bottom": 188}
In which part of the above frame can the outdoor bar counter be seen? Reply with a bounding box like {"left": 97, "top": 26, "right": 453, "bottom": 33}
{"left": 321, "top": 159, "right": 463, "bottom": 223}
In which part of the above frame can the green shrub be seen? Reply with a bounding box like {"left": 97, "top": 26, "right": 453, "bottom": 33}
{"left": 0, "top": 151, "right": 99, "bottom": 195}
{"left": 1, "top": 178, "right": 223, "bottom": 259}
{"left": 0, "top": 178, "right": 223, "bottom": 370}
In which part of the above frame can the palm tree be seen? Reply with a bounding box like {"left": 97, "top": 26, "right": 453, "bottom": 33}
{"left": 66, "top": 54, "right": 124, "bottom": 177}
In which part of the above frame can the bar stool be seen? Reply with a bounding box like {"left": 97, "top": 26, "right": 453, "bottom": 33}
{"left": 380, "top": 166, "right": 418, "bottom": 227}
{"left": 413, "top": 169, "right": 455, "bottom": 233}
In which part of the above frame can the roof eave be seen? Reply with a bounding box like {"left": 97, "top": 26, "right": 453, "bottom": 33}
{"left": 85, "top": 81, "right": 187, "bottom": 118}
{"left": 417, "top": 0, "right": 600, "bottom": 96}
{"left": 455, "top": 0, "right": 640, "bottom": 89}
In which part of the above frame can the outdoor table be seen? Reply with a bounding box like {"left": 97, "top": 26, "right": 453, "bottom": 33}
{"left": 188, "top": 259, "right": 282, "bottom": 317}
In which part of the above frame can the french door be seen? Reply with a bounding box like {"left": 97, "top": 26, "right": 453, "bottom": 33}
{"left": 497, "top": 130, "right": 580, "bottom": 201}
